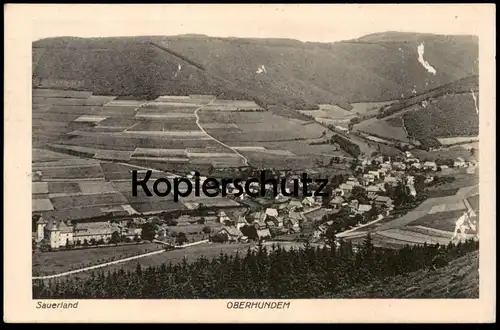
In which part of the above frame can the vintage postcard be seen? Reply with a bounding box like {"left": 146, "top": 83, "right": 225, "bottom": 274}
{"left": 4, "top": 4, "right": 496, "bottom": 323}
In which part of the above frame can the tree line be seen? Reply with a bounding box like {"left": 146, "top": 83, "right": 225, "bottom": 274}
{"left": 33, "top": 237, "right": 478, "bottom": 299}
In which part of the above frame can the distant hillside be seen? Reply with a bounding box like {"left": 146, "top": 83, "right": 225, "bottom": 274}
{"left": 351, "top": 75, "right": 479, "bottom": 149}
{"left": 33, "top": 32, "right": 478, "bottom": 108}
{"left": 326, "top": 251, "right": 479, "bottom": 298}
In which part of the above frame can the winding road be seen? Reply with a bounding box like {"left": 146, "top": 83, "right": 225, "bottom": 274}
{"left": 194, "top": 98, "right": 249, "bottom": 166}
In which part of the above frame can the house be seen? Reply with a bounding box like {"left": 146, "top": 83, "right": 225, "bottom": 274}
{"left": 287, "top": 210, "right": 303, "bottom": 222}
{"left": 215, "top": 226, "right": 243, "bottom": 242}
{"left": 302, "top": 207, "right": 328, "bottom": 223}
{"left": 287, "top": 200, "right": 303, "bottom": 211}
{"left": 265, "top": 216, "right": 279, "bottom": 228}
{"left": 217, "top": 211, "right": 232, "bottom": 225}
{"left": 236, "top": 216, "right": 248, "bottom": 230}
{"left": 392, "top": 162, "right": 406, "bottom": 170}
{"left": 423, "top": 161, "right": 437, "bottom": 171}
{"left": 346, "top": 176, "right": 360, "bottom": 186}
{"left": 357, "top": 204, "right": 373, "bottom": 214}
{"left": 329, "top": 196, "right": 345, "bottom": 209}
{"left": 284, "top": 218, "right": 301, "bottom": 232}
{"left": 335, "top": 125, "right": 350, "bottom": 134}
{"left": 350, "top": 199, "right": 359, "bottom": 212}
{"left": 405, "top": 151, "right": 413, "bottom": 158}
{"left": 407, "top": 184, "right": 417, "bottom": 197}
{"left": 384, "top": 176, "right": 398, "bottom": 186}
{"left": 366, "top": 185, "right": 382, "bottom": 198}
{"left": 454, "top": 157, "right": 467, "bottom": 168}
{"left": 424, "top": 176, "right": 435, "bottom": 184}
{"left": 301, "top": 196, "right": 316, "bottom": 207}
{"left": 380, "top": 163, "right": 392, "bottom": 171}
{"left": 410, "top": 162, "right": 422, "bottom": 169}
{"left": 363, "top": 174, "right": 375, "bottom": 185}
{"left": 265, "top": 208, "right": 278, "bottom": 217}
{"left": 257, "top": 228, "right": 272, "bottom": 240}
{"left": 339, "top": 183, "right": 354, "bottom": 195}
{"left": 375, "top": 182, "right": 387, "bottom": 193}
{"left": 249, "top": 212, "right": 267, "bottom": 229}
{"left": 276, "top": 216, "right": 284, "bottom": 228}
{"left": 374, "top": 195, "right": 393, "bottom": 208}
{"left": 368, "top": 171, "right": 381, "bottom": 180}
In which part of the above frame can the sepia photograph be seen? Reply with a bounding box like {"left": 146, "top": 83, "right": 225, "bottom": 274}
{"left": 4, "top": 4, "right": 496, "bottom": 323}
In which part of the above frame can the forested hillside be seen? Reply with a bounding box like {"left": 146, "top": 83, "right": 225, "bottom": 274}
{"left": 33, "top": 237, "right": 479, "bottom": 299}
{"left": 33, "top": 32, "right": 478, "bottom": 108}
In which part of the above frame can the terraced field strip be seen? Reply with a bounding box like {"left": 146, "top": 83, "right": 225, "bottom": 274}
{"left": 194, "top": 98, "right": 249, "bottom": 166}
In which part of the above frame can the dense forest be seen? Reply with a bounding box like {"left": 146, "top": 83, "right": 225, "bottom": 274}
{"left": 331, "top": 135, "right": 361, "bottom": 158}
{"left": 33, "top": 237, "right": 478, "bottom": 299}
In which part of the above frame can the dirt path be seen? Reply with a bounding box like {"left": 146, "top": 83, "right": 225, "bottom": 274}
{"left": 194, "top": 98, "right": 249, "bottom": 166}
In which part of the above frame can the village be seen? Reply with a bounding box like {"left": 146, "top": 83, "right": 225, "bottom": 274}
{"left": 34, "top": 150, "right": 476, "bottom": 252}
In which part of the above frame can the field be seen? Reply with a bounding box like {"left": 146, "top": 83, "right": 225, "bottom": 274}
{"left": 92, "top": 243, "right": 256, "bottom": 275}
{"left": 33, "top": 88, "right": 354, "bottom": 171}
{"left": 353, "top": 117, "right": 410, "bottom": 143}
{"left": 32, "top": 243, "right": 164, "bottom": 276}
{"left": 411, "top": 146, "right": 478, "bottom": 162}
{"left": 437, "top": 136, "right": 479, "bottom": 145}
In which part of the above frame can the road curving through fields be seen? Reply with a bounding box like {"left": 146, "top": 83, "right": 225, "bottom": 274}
{"left": 194, "top": 98, "right": 249, "bottom": 166}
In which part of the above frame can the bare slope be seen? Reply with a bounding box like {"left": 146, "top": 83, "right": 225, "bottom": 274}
{"left": 33, "top": 32, "right": 478, "bottom": 108}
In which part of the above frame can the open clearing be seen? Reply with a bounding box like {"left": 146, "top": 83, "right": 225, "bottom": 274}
{"left": 81, "top": 243, "right": 256, "bottom": 278}
{"left": 437, "top": 136, "right": 479, "bottom": 145}
{"left": 33, "top": 243, "right": 164, "bottom": 276}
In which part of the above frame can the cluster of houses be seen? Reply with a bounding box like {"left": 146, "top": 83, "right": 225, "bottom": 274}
{"left": 212, "top": 151, "right": 477, "bottom": 243}
{"left": 36, "top": 151, "right": 477, "bottom": 250}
